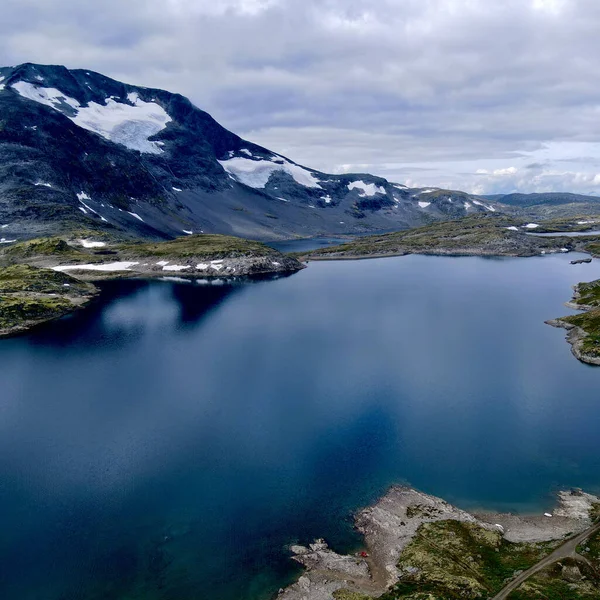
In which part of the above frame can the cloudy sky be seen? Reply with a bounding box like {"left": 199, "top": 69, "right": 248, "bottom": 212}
{"left": 2, "top": 0, "right": 600, "bottom": 194}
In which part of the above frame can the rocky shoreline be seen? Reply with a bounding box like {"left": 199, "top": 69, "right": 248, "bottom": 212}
{"left": 0, "top": 234, "right": 304, "bottom": 337}
{"left": 278, "top": 486, "right": 600, "bottom": 600}
{"left": 547, "top": 279, "right": 600, "bottom": 366}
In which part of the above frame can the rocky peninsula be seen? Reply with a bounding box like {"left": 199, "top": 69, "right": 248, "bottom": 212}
{"left": 0, "top": 232, "right": 303, "bottom": 337}
{"left": 547, "top": 278, "right": 600, "bottom": 366}
{"left": 279, "top": 486, "right": 600, "bottom": 600}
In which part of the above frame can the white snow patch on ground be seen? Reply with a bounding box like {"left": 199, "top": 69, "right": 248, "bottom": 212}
{"left": 218, "top": 156, "right": 322, "bottom": 189}
{"left": 172, "top": 187, "right": 182, "bottom": 192}
{"left": 162, "top": 265, "right": 191, "bottom": 272}
{"left": 240, "top": 149, "right": 253, "bottom": 157}
{"left": 393, "top": 183, "right": 407, "bottom": 189}
{"left": 183, "top": 230, "right": 193, "bottom": 235}
{"left": 1, "top": 225, "right": 8, "bottom": 228}
{"left": 464, "top": 202, "right": 471, "bottom": 209}
{"left": 127, "top": 212, "right": 144, "bottom": 222}
{"left": 523, "top": 223, "right": 540, "bottom": 229}
{"left": 578, "top": 220, "right": 596, "bottom": 225}
{"left": 420, "top": 189, "right": 436, "bottom": 194}
{"left": 276, "top": 197, "right": 289, "bottom": 202}
{"left": 321, "top": 195, "right": 332, "bottom": 204}
{"left": 156, "top": 261, "right": 169, "bottom": 267}
{"left": 34, "top": 182, "right": 52, "bottom": 187}
{"left": 79, "top": 239, "right": 106, "bottom": 248}
{"left": 210, "top": 264, "right": 223, "bottom": 271}
{"left": 505, "top": 226, "right": 520, "bottom": 231}
{"left": 12, "top": 82, "right": 171, "bottom": 154}
{"left": 418, "top": 201, "right": 431, "bottom": 208}
{"left": 0, "top": 238, "right": 16, "bottom": 244}
{"left": 77, "top": 192, "right": 92, "bottom": 201}
{"left": 347, "top": 181, "right": 386, "bottom": 196}
{"left": 196, "top": 263, "right": 209, "bottom": 270}
{"left": 53, "top": 262, "right": 139, "bottom": 272}
{"left": 272, "top": 261, "right": 281, "bottom": 266}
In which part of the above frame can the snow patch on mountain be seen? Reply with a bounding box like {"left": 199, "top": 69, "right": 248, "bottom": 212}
{"left": 418, "top": 201, "right": 431, "bottom": 208}
{"left": 347, "top": 181, "right": 386, "bottom": 196}
{"left": 218, "top": 156, "right": 322, "bottom": 189}
{"left": 472, "top": 199, "right": 496, "bottom": 212}
{"left": 12, "top": 82, "right": 171, "bottom": 154}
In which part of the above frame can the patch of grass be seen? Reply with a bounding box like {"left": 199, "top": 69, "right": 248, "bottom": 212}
{"left": 332, "top": 590, "right": 373, "bottom": 600}
{"left": 0, "top": 237, "right": 95, "bottom": 264}
{"left": 507, "top": 557, "right": 600, "bottom": 599}
{"left": 559, "top": 309, "right": 600, "bottom": 358}
{"left": 0, "top": 294, "right": 74, "bottom": 329}
{"left": 0, "top": 264, "right": 92, "bottom": 295}
{"left": 574, "top": 280, "right": 600, "bottom": 308}
{"left": 118, "top": 234, "right": 280, "bottom": 260}
{"left": 380, "top": 521, "right": 562, "bottom": 600}
{"left": 586, "top": 242, "right": 600, "bottom": 256}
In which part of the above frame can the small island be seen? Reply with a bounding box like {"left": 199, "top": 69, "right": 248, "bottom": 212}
{"left": 0, "top": 232, "right": 303, "bottom": 337}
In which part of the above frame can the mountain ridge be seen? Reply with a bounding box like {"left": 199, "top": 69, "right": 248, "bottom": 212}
{"left": 0, "top": 62, "right": 504, "bottom": 243}
{"left": 1, "top": 62, "right": 599, "bottom": 244}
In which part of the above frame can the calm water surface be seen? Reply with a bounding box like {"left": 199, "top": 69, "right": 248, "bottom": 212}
{"left": 2, "top": 254, "right": 600, "bottom": 600}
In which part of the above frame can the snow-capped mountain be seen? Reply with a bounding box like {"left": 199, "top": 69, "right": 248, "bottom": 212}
{"left": 0, "top": 63, "right": 498, "bottom": 242}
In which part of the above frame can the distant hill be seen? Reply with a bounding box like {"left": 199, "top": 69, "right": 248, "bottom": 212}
{"left": 482, "top": 192, "right": 600, "bottom": 207}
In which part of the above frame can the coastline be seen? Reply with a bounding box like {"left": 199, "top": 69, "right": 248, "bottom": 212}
{"left": 546, "top": 319, "right": 600, "bottom": 366}
{"left": 278, "top": 486, "right": 600, "bottom": 600}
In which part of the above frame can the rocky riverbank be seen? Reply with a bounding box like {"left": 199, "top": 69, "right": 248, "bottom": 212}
{"left": 278, "top": 486, "right": 600, "bottom": 600}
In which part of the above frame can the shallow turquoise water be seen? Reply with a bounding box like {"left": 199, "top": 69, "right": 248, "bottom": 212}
{"left": 1, "top": 254, "right": 600, "bottom": 600}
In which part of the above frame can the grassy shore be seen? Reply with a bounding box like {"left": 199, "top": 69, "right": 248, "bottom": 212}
{"left": 298, "top": 216, "right": 597, "bottom": 260}
{"left": 0, "top": 264, "right": 97, "bottom": 335}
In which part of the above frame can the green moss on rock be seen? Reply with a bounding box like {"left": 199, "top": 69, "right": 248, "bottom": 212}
{"left": 559, "top": 310, "right": 600, "bottom": 359}
{"left": 0, "top": 264, "right": 93, "bottom": 295}
{"left": 573, "top": 280, "right": 600, "bottom": 308}
{"left": 119, "top": 234, "right": 281, "bottom": 260}
{"left": 0, "top": 295, "right": 75, "bottom": 329}
{"left": 380, "top": 521, "right": 561, "bottom": 600}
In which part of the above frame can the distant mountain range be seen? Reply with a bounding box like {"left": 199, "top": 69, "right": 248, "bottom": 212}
{"left": 0, "top": 63, "right": 599, "bottom": 243}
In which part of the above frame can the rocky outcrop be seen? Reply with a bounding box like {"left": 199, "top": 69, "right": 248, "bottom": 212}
{"left": 277, "top": 487, "right": 600, "bottom": 600}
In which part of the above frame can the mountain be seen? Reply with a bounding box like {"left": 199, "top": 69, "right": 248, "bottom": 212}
{"left": 0, "top": 63, "right": 500, "bottom": 243}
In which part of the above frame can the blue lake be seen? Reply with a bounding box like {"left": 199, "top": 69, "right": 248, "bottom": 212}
{"left": 1, "top": 253, "right": 600, "bottom": 600}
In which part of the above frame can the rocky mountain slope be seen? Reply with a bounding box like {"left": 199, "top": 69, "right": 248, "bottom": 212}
{"left": 0, "top": 62, "right": 501, "bottom": 244}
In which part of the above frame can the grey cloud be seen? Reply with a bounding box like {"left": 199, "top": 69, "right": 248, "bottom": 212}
{"left": 2, "top": 0, "right": 600, "bottom": 193}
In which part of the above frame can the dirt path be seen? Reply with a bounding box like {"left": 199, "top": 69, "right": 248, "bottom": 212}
{"left": 491, "top": 523, "right": 600, "bottom": 600}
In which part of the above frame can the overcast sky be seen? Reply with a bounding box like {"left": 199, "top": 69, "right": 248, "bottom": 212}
{"left": 2, "top": 0, "right": 600, "bottom": 194}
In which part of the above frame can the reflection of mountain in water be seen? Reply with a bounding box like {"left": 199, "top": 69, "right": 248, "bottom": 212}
{"left": 24, "top": 275, "right": 296, "bottom": 348}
